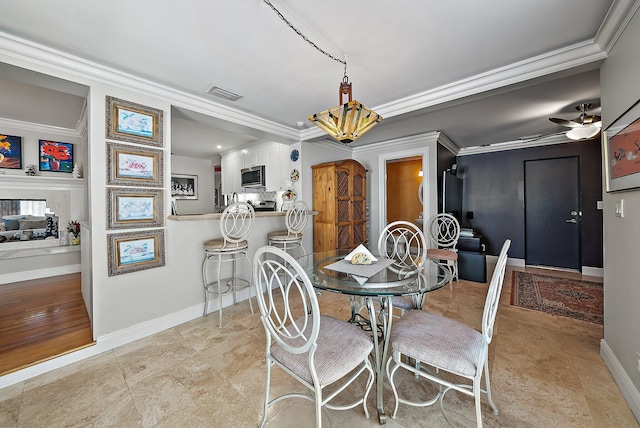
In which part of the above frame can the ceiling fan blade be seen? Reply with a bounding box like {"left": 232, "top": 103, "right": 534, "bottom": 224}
{"left": 549, "top": 117, "right": 581, "bottom": 128}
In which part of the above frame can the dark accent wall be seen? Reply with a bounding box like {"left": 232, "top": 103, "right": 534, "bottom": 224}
{"left": 456, "top": 139, "right": 603, "bottom": 268}
{"left": 437, "top": 143, "right": 457, "bottom": 213}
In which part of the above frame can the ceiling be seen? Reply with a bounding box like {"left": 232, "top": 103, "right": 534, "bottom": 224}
{"left": 0, "top": 0, "right": 632, "bottom": 158}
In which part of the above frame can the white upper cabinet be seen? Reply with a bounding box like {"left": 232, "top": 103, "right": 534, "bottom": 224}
{"left": 221, "top": 142, "right": 288, "bottom": 193}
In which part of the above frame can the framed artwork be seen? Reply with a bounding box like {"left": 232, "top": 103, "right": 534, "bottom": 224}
{"left": 0, "top": 134, "right": 22, "bottom": 169}
{"left": 171, "top": 174, "right": 198, "bottom": 199}
{"left": 107, "top": 142, "right": 163, "bottom": 187}
{"left": 39, "top": 140, "right": 73, "bottom": 173}
{"left": 106, "top": 96, "right": 163, "bottom": 147}
{"left": 603, "top": 98, "right": 640, "bottom": 192}
{"left": 108, "top": 229, "right": 165, "bottom": 276}
{"left": 107, "top": 187, "right": 164, "bottom": 229}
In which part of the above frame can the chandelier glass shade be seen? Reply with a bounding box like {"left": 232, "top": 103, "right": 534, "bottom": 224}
{"left": 308, "top": 80, "right": 382, "bottom": 143}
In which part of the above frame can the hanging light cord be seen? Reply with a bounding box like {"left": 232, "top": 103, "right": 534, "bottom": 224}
{"left": 263, "top": 0, "right": 348, "bottom": 79}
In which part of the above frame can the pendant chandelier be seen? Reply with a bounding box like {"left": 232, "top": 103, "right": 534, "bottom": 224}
{"left": 308, "top": 61, "right": 382, "bottom": 143}
{"left": 264, "top": 0, "right": 382, "bottom": 143}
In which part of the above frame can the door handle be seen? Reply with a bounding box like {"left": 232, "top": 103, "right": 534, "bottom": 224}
{"left": 565, "top": 218, "right": 577, "bottom": 223}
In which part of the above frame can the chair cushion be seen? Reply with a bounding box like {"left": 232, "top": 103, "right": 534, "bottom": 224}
{"left": 392, "top": 295, "right": 419, "bottom": 311}
{"left": 268, "top": 230, "right": 303, "bottom": 241}
{"left": 390, "top": 310, "right": 484, "bottom": 378}
{"left": 271, "top": 315, "right": 373, "bottom": 386}
{"left": 203, "top": 238, "right": 248, "bottom": 251}
{"left": 426, "top": 248, "right": 458, "bottom": 261}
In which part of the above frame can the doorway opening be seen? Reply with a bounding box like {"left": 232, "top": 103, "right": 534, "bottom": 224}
{"left": 386, "top": 156, "right": 423, "bottom": 227}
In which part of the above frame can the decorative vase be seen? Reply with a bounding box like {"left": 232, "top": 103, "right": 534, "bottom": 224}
{"left": 71, "top": 235, "right": 80, "bottom": 245}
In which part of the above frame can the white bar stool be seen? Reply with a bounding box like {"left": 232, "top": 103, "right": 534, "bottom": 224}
{"left": 202, "top": 201, "right": 255, "bottom": 328}
{"left": 267, "top": 201, "right": 308, "bottom": 257}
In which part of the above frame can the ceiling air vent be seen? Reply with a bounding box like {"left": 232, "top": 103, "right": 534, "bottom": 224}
{"left": 206, "top": 86, "right": 242, "bottom": 101}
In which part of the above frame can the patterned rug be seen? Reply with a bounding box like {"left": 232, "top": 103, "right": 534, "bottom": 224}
{"left": 510, "top": 271, "right": 603, "bottom": 324}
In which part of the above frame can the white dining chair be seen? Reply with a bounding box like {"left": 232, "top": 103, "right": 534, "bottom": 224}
{"left": 426, "top": 213, "right": 461, "bottom": 289}
{"left": 377, "top": 220, "right": 428, "bottom": 312}
{"left": 385, "top": 239, "right": 511, "bottom": 428}
{"left": 253, "top": 246, "right": 375, "bottom": 427}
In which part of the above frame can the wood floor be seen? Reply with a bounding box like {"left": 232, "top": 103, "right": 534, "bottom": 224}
{"left": 0, "top": 273, "right": 94, "bottom": 376}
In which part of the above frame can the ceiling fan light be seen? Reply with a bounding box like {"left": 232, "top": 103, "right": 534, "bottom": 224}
{"left": 566, "top": 125, "right": 600, "bottom": 141}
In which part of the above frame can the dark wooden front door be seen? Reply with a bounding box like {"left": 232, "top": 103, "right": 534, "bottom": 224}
{"left": 524, "top": 157, "right": 581, "bottom": 270}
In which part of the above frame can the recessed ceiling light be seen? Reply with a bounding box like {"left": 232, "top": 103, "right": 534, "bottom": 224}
{"left": 206, "top": 86, "right": 242, "bottom": 101}
{"left": 216, "top": 145, "right": 222, "bottom": 149}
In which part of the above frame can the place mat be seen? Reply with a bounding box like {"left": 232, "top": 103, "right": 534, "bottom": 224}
{"left": 324, "top": 258, "right": 394, "bottom": 278}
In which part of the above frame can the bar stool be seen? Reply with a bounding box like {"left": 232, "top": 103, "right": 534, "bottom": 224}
{"left": 202, "top": 201, "right": 255, "bottom": 328}
{"left": 267, "top": 201, "right": 308, "bottom": 257}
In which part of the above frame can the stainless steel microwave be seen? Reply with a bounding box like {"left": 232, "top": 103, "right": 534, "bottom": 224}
{"left": 241, "top": 165, "right": 265, "bottom": 187}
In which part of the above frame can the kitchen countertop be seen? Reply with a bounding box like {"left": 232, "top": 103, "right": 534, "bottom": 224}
{"left": 168, "top": 210, "right": 317, "bottom": 221}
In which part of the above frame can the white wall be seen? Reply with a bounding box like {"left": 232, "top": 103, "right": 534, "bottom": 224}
{"left": 600, "top": 6, "right": 640, "bottom": 421}
{"left": 171, "top": 155, "right": 215, "bottom": 215}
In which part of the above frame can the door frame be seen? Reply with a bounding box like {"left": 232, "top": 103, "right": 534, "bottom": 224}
{"left": 378, "top": 148, "right": 431, "bottom": 237}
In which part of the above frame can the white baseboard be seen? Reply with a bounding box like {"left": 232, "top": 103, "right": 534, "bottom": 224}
{"left": 582, "top": 266, "right": 604, "bottom": 277}
{"left": 0, "top": 264, "right": 81, "bottom": 284}
{"left": 600, "top": 339, "right": 640, "bottom": 423}
{"left": 0, "top": 292, "right": 253, "bottom": 390}
{"left": 483, "top": 257, "right": 604, "bottom": 277}
{"left": 485, "top": 256, "right": 524, "bottom": 267}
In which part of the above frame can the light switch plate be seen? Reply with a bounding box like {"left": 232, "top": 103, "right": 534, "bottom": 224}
{"left": 597, "top": 200, "right": 603, "bottom": 210}
{"left": 615, "top": 199, "right": 624, "bottom": 218}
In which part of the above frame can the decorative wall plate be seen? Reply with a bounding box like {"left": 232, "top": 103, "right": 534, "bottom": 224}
{"left": 283, "top": 189, "right": 297, "bottom": 201}
{"left": 290, "top": 149, "right": 299, "bottom": 162}
{"left": 290, "top": 169, "right": 300, "bottom": 182}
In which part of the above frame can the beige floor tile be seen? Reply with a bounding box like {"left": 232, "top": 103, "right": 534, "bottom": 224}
{"left": 0, "top": 382, "right": 22, "bottom": 428}
{"left": 18, "top": 357, "right": 141, "bottom": 427}
{"left": 1, "top": 266, "right": 637, "bottom": 427}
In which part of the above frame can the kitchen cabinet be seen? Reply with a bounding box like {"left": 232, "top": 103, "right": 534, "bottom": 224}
{"left": 312, "top": 159, "right": 367, "bottom": 252}
{"left": 221, "top": 142, "right": 288, "bottom": 193}
{"left": 265, "top": 144, "right": 283, "bottom": 190}
{"left": 221, "top": 152, "right": 243, "bottom": 194}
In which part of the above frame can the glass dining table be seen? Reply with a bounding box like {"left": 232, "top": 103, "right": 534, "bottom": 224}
{"left": 297, "top": 249, "right": 452, "bottom": 424}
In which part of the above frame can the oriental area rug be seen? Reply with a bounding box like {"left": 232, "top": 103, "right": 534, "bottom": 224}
{"left": 511, "top": 271, "right": 603, "bottom": 324}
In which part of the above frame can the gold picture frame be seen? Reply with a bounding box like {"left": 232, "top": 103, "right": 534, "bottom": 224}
{"left": 106, "top": 96, "right": 164, "bottom": 147}
{"left": 107, "top": 187, "right": 164, "bottom": 230}
{"left": 106, "top": 142, "right": 163, "bottom": 187}
{"left": 108, "top": 229, "right": 165, "bottom": 276}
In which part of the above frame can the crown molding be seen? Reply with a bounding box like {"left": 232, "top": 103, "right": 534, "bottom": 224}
{"left": 374, "top": 41, "right": 606, "bottom": 122}
{"left": 0, "top": 117, "right": 81, "bottom": 137}
{"left": 436, "top": 133, "right": 459, "bottom": 156}
{"left": 352, "top": 131, "right": 440, "bottom": 155}
{"left": 596, "top": 0, "right": 640, "bottom": 53}
{"left": 457, "top": 134, "right": 573, "bottom": 156}
{"left": 0, "top": 32, "right": 299, "bottom": 142}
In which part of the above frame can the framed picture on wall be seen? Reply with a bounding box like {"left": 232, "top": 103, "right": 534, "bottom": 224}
{"left": 603, "top": 98, "right": 640, "bottom": 192}
{"left": 39, "top": 140, "right": 73, "bottom": 173}
{"left": 171, "top": 174, "right": 198, "bottom": 199}
{"left": 107, "top": 187, "right": 164, "bottom": 229}
{"left": 106, "top": 142, "right": 163, "bottom": 187}
{"left": 107, "top": 229, "right": 165, "bottom": 276}
{"left": 0, "top": 134, "right": 22, "bottom": 169}
{"left": 106, "top": 96, "right": 163, "bottom": 147}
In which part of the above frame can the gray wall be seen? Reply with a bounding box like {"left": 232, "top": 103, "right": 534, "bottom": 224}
{"left": 600, "top": 5, "right": 640, "bottom": 418}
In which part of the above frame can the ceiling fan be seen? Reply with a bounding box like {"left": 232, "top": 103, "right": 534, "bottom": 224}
{"left": 549, "top": 103, "right": 602, "bottom": 140}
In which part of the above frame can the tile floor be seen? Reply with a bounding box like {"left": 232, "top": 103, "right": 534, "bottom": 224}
{"left": 0, "top": 265, "right": 638, "bottom": 427}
